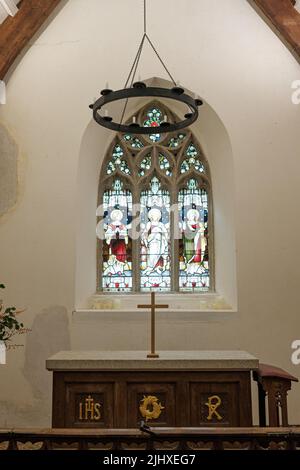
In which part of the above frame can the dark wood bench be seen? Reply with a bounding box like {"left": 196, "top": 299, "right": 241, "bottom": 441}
{"left": 253, "top": 363, "right": 298, "bottom": 426}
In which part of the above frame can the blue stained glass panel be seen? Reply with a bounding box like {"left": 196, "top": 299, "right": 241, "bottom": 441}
{"left": 167, "top": 133, "right": 186, "bottom": 149}
{"left": 178, "top": 179, "right": 209, "bottom": 292}
{"left": 139, "top": 153, "right": 152, "bottom": 176}
{"left": 180, "top": 143, "right": 205, "bottom": 174}
{"left": 106, "top": 144, "right": 131, "bottom": 175}
{"left": 159, "top": 153, "right": 172, "bottom": 176}
{"left": 102, "top": 180, "right": 132, "bottom": 292}
{"left": 143, "top": 107, "right": 162, "bottom": 143}
{"left": 140, "top": 177, "right": 171, "bottom": 291}
{"left": 123, "top": 134, "right": 144, "bottom": 149}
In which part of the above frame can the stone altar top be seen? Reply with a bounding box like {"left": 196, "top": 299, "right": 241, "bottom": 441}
{"left": 46, "top": 350, "right": 258, "bottom": 371}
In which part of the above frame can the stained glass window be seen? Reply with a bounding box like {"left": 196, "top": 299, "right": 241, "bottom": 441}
{"left": 159, "top": 153, "right": 172, "bottom": 176}
{"left": 140, "top": 177, "right": 171, "bottom": 291}
{"left": 178, "top": 179, "right": 209, "bottom": 292}
{"left": 143, "top": 107, "right": 162, "bottom": 143}
{"left": 98, "top": 102, "right": 212, "bottom": 294}
{"left": 123, "top": 134, "right": 144, "bottom": 149}
{"left": 101, "top": 180, "right": 132, "bottom": 292}
{"left": 167, "top": 133, "right": 186, "bottom": 149}
{"left": 139, "top": 153, "right": 152, "bottom": 177}
{"left": 106, "top": 144, "right": 131, "bottom": 175}
{"left": 180, "top": 143, "right": 205, "bottom": 174}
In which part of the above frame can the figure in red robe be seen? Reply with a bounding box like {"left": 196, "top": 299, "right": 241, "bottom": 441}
{"left": 104, "top": 209, "right": 129, "bottom": 276}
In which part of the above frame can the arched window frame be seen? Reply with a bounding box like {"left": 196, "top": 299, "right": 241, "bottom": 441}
{"left": 97, "top": 101, "right": 215, "bottom": 293}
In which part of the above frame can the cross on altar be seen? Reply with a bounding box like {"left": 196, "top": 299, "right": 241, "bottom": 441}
{"left": 138, "top": 292, "right": 169, "bottom": 358}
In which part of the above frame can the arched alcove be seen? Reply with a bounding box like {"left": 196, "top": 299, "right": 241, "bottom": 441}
{"left": 75, "top": 78, "right": 237, "bottom": 311}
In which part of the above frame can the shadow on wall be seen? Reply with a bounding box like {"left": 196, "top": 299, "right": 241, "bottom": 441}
{"left": 0, "top": 123, "right": 18, "bottom": 217}
{"left": 23, "top": 306, "right": 70, "bottom": 400}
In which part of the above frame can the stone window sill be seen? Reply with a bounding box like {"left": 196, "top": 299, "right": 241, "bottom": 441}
{"left": 73, "top": 292, "right": 237, "bottom": 323}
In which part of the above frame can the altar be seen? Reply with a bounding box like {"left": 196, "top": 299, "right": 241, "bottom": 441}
{"left": 46, "top": 350, "right": 258, "bottom": 428}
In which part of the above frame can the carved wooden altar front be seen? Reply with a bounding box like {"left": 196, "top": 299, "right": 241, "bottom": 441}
{"left": 47, "top": 351, "right": 257, "bottom": 428}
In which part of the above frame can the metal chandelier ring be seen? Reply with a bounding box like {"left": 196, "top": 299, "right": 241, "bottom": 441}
{"left": 91, "top": 86, "right": 202, "bottom": 134}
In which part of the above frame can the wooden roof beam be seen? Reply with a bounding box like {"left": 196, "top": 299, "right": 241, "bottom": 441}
{"left": 0, "top": 0, "right": 64, "bottom": 80}
{"left": 0, "top": 1, "right": 299, "bottom": 83}
{"left": 248, "top": 0, "right": 300, "bottom": 62}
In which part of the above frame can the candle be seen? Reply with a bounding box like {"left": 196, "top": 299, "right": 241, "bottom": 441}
{"left": 164, "top": 115, "right": 167, "bottom": 122}
{"left": 133, "top": 116, "right": 136, "bottom": 123}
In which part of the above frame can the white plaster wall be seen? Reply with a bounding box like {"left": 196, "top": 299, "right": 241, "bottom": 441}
{"left": 0, "top": 0, "right": 300, "bottom": 426}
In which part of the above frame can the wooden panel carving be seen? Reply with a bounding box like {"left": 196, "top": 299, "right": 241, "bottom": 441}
{"left": 65, "top": 382, "right": 114, "bottom": 428}
{"left": 191, "top": 382, "right": 240, "bottom": 426}
{"left": 2, "top": 427, "right": 300, "bottom": 451}
{"left": 52, "top": 371, "right": 253, "bottom": 428}
{"left": 127, "top": 383, "right": 176, "bottom": 428}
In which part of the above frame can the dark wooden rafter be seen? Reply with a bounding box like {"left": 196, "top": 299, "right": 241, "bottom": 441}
{"left": 0, "top": 0, "right": 299, "bottom": 82}
{"left": 248, "top": 0, "right": 300, "bottom": 62}
{"left": 0, "top": 0, "right": 63, "bottom": 80}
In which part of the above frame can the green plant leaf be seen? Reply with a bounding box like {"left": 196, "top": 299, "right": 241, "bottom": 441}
{"left": 0, "top": 284, "right": 28, "bottom": 345}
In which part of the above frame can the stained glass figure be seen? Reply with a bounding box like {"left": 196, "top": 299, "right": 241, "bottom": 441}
{"left": 102, "top": 180, "right": 132, "bottom": 292}
{"left": 140, "top": 177, "right": 171, "bottom": 291}
{"left": 159, "top": 153, "right": 172, "bottom": 176}
{"left": 123, "top": 134, "right": 144, "bottom": 149}
{"left": 143, "top": 107, "right": 162, "bottom": 143}
{"left": 99, "top": 103, "right": 213, "bottom": 294}
{"left": 178, "top": 179, "right": 209, "bottom": 291}
{"left": 167, "top": 133, "right": 186, "bottom": 149}
{"left": 139, "top": 153, "right": 152, "bottom": 177}
{"left": 106, "top": 144, "right": 131, "bottom": 175}
{"left": 180, "top": 143, "right": 205, "bottom": 174}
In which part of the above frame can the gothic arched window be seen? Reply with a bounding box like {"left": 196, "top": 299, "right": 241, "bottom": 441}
{"left": 97, "top": 103, "right": 213, "bottom": 293}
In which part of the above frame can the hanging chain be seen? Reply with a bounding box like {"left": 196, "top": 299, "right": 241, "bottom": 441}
{"left": 143, "top": 0, "right": 176, "bottom": 85}
{"left": 144, "top": 0, "right": 147, "bottom": 34}
{"left": 145, "top": 34, "right": 177, "bottom": 85}
{"left": 125, "top": 0, "right": 177, "bottom": 87}
{"left": 120, "top": 33, "right": 146, "bottom": 124}
{"left": 123, "top": 33, "right": 146, "bottom": 90}
{"left": 120, "top": 0, "right": 177, "bottom": 125}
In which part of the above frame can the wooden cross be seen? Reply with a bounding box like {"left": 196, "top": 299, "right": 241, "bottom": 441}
{"left": 138, "top": 292, "right": 169, "bottom": 358}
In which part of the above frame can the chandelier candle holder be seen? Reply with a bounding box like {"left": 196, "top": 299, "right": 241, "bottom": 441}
{"left": 89, "top": 0, "right": 203, "bottom": 134}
